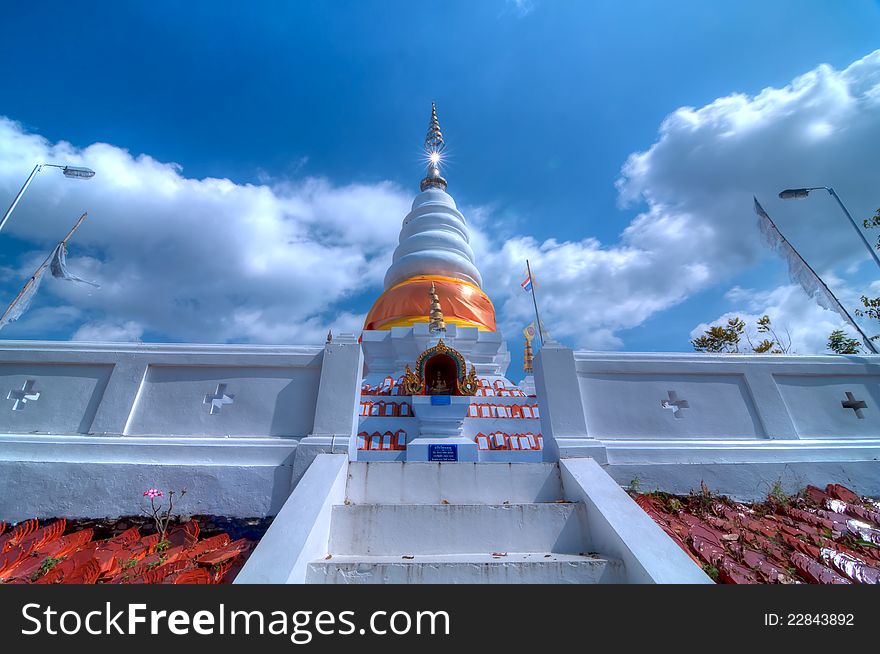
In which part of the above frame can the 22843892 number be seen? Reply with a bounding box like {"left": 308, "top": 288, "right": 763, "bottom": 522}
{"left": 789, "top": 614, "right": 853, "bottom": 626}
{"left": 764, "top": 614, "right": 854, "bottom": 626}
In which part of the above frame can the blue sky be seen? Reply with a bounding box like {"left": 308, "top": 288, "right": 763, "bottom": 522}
{"left": 2, "top": 1, "right": 880, "bottom": 376}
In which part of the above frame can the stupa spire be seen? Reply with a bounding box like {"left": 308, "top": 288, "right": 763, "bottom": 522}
{"left": 421, "top": 102, "right": 448, "bottom": 192}
{"left": 428, "top": 282, "right": 447, "bottom": 333}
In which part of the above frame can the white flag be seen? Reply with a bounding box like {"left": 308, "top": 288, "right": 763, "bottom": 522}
{"left": 0, "top": 240, "right": 99, "bottom": 331}
{"left": 49, "top": 242, "right": 99, "bottom": 287}
{"left": 754, "top": 197, "right": 876, "bottom": 353}
{"left": 0, "top": 262, "right": 49, "bottom": 329}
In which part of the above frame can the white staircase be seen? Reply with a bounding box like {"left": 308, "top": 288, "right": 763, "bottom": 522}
{"left": 305, "top": 462, "right": 625, "bottom": 584}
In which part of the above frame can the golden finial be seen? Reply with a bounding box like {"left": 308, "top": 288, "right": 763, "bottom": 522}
{"left": 420, "top": 102, "right": 448, "bottom": 192}
{"left": 523, "top": 338, "right": 534, "bottom": 374}
{"left": 428, "top": 281, "right": 447, "bottom": 333}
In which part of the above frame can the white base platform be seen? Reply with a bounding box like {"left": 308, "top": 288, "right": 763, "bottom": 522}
{"left": 307, "top": 552, "right": 623, "bottom": 584}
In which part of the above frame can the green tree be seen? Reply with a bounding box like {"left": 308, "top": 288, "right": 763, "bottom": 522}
{"left": 692, "top": 315, "right": 791, "bottom": 354}
{"left": 856, "top": 207, "right": 880, "bottom": 335}
{"left": 827, "top": 329, "right": 861, "bottom": 354}
{"left": 751, "top": 315, "right": 791, "bottom": 353}
{"left": 691, "top": 317, "right": 745, "bottom": 353}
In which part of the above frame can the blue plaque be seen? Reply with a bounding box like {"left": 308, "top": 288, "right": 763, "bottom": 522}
{"left": 430, "top": 395, "right": 451, "bottom": 405}
{"left": 428, "top": 444, "right": 458, "bottom": 461}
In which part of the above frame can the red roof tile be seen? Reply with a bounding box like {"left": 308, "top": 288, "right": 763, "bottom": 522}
{"left": 634, "top": 483, "right": 880, "bottom": 584}
{"left": 0, "top": 517, "right": 258, "bottom": 584}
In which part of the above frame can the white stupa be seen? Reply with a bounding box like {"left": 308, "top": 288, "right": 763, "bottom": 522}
{"left": 383, "top": 105, "right": 482, "bottom": 290}
{"left": 364, "top": 103, "right": 496, "bottom": 332}
{"left": 358, "top": 103, "right": 532, "bottom": 462}
{"left": 384, "top": 187, "right": 482, "bottom": 290}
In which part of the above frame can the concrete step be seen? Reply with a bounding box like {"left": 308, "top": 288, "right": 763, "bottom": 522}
{"left": 306, "top": 553, "right": 624, "bottom": 584}
{"left": 328, "top": 502, "right": 587, "bottom": 555}
{"left": 346, "top": 461, "right": 563, "bottom": 504}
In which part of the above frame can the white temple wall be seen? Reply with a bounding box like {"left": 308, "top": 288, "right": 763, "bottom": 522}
{"left": 0, "top": 342, "right": 325, "bottom": 437}
{"left": 4, "top": 337, "right": 880, "bottom": 518}
{"left": 0, "top": 435, "right": 298, "bottom": 522}
{"left": 536, "top": 345, "right": 880, "bottom": 499}
{"left": 0, "top": 341, "right": 356, "bottom": 521}
{"left": 124, "top": 364, "right": 320, "bottom": 437}
{"left": 572, "top": 351, "right": 880, "bottom": 441}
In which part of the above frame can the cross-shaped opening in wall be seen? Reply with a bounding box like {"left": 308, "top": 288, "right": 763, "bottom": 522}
{"left": 660, "top": 390, "right": 689, "bottom": 419}
{"left": 204, "top": 383, "right": 235, "bottom": 415}
{"left": 7, "top": 379, "right": 40, "bottom": 411}
{"left": 841, "top": 391, "right": 867, "bottom": 419}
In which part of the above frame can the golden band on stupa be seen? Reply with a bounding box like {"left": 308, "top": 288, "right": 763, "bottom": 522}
{"left": 364, "top": 275, "right": 496, "bottom": 331}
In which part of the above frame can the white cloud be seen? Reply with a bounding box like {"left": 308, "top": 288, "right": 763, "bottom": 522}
{"left": 0, "top": 117, "right": 410, "bottom": 343}
{"left": 477, "top": 235, "right": 677, "bottom": 350}
{"left": 476, "top": 50, "right": 880, "bottom": 350}
{"left": 617, "top": 51, "right": 880, "bottom": 278}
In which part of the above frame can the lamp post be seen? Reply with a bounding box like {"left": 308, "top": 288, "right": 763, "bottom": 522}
{"left": 0, "top": 164, "right": 96, "bottom": 234}
{"left": 778, "top": 186, "right": 880, "bottom": 271}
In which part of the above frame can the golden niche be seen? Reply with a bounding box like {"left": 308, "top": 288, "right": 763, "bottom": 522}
{"left": 400, "top": 339, "right": 478, "bottom": 396}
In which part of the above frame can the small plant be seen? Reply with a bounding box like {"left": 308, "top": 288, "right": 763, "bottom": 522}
{"left": 627, "top": 477, "right": 642, "bottom": 494}
{"left": 123, "top": 557, "right": 139, "bottom": 570}
{"left": 33, "top": 556, "right": 62, "bottom": 581}
{"left": 690, "top": 481, "right": 716, "bottom": 514}
{"left": 768, "top": 480, "right": 788, "bottom": 506}
{"left": 142, "top": 486, "right": 187, "bottom": 542}
{"left": 145, "top": 554, "right": 167, "bottom": 571}
{"left": 854, "top": 538, "right": 879, "bottom": 550}
{"left": 702, "top": 564, "right": 719, "bottom": 580}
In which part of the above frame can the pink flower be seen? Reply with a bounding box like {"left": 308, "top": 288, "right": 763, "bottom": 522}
{"left": 143, "top": 488, "right": 163, "bottom": 498}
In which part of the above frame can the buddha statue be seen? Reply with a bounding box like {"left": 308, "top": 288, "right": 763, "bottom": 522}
{"left": 430, "top": 370, "right": 450, "bottom": 395}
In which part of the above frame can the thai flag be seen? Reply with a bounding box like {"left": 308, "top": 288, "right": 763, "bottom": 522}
{"left": 520, "top": 274, "right": 533, "bottom": 292}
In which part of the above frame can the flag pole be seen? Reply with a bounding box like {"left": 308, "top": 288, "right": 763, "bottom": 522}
{"left": 59, "top": 211, "right": 88, "bottom": 245}
{"left": 0, "top": 212, "right": 89, "bottom": 326}
{"left": 526, "top": 258, "right": 545, "bottom": 346}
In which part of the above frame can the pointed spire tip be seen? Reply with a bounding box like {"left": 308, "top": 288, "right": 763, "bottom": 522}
{"left": 421, "top": 102, "right": 448, "bottom": 192}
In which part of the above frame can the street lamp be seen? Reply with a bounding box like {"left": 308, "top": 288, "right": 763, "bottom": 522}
{"left": 0, "top": 163, "right": 96, "bottom": 234}
{"left": 60, "top": 166, "right": 96, "bottom": 179}
{"left": 778, "top": 186, "right": 880, "bottom": 270}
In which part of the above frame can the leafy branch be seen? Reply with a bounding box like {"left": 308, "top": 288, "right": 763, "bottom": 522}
{"left": 692, "top": 315, "right": 791, "bottom": 354}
